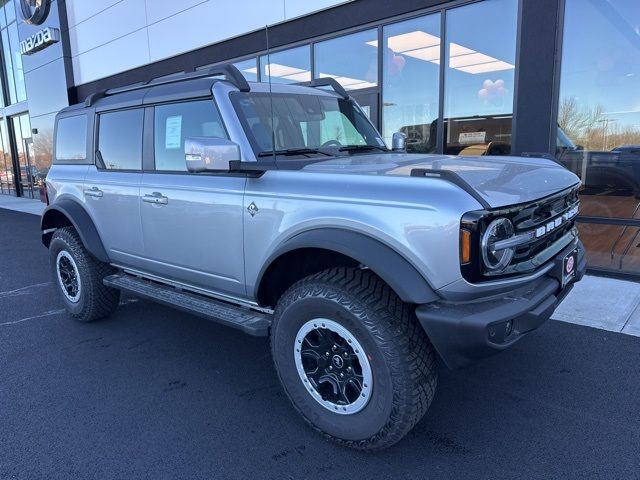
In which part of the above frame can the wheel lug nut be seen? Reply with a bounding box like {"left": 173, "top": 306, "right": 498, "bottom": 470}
{"left": 329, "top": 365, "right": 333, "bottom": 370}
{"left": 332, "top": 345, "right": 337, "bottom": 351}
{"left": 343, "top": 352, "right": 348, "bottom": 358}
{"left": 325, "top": 352, "right": 330, "bottom": 357}
{"left": 339, "top": 373, "right": 344, "bottom": 378}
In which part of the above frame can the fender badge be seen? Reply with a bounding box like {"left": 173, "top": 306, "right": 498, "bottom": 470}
{"left": 247, "top": 202, "right": 259, "bottom": 217}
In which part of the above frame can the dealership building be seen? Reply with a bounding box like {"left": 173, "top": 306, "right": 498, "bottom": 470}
{"left": 0, "top": 0, "right": 638, "bottom": 277}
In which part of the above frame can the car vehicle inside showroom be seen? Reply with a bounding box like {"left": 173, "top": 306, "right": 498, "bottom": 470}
{"left": 0, "top": 0, "right": 637, "bottom": 277}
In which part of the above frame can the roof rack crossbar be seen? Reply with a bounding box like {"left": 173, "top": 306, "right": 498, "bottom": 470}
{"left": 85, "top": 64, "right": 250, "bottom": 106}
{"left": 295, "top": 78, "right": 349, "bottom": 99}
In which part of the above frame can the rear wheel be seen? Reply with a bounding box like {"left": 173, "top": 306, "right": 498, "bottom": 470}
{"left": 271, "top": 267, "right": 438, "bottom": 450}
{"left": 49, "top": 227, "right": 120, "bottom": 322}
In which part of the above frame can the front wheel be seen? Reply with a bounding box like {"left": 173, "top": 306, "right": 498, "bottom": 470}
{"left": 49, "top": 227, "right": 120, "bottom": 322}
{"left": 271, "top": 268, "right": 438, "bottom": 450}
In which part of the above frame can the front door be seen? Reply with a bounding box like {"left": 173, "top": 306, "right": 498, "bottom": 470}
{"left": 139, "top": 99, "right": 246, "bottom": 298}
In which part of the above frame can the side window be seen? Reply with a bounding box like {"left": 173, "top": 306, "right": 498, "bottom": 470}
{"left": 55, "top": 115, "right": 88, "bottom": 163}
{"left": 98, "top": 109, "right": 144, "bottom": 170}
{"left": 154, "top": 100, "right": 227, "bottom": 172}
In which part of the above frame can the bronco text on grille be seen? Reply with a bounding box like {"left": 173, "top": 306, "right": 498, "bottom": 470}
{"left": 461, "top": 187, "right": 580, "bottom": 282}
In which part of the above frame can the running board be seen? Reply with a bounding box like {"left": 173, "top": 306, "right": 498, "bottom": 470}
{"left": 103, "top": 273, "right": 271, "bottom": 336}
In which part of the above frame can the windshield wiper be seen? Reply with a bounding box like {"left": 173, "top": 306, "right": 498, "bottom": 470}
{"left": 257, "top": 147, "right": 333, "bottom": 157}
{"left": 338, "top": 145, "right": 388, "bottom": 153}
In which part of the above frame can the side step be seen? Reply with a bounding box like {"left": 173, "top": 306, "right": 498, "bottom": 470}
{"left": 103, "top": 273, "right": 271, "bottom": 336}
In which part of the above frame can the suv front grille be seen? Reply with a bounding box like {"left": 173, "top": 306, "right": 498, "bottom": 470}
{"left": 510, "top": 187, "right": 580, "bottom": 266}
{"left": 460, "top": 186, "right": 580, "bottom": 283}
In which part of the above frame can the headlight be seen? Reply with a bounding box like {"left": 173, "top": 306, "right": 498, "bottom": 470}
{"left": 481, "top": 218, "right": 515, "bottom": 271}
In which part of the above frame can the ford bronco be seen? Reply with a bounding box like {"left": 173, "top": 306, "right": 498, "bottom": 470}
{"left": 42, "top": 65, "right": 585, "bottom": 450}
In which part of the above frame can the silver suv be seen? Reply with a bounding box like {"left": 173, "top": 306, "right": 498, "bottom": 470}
{"left": 42, "top": 66, "right": 585, "bottom": 450}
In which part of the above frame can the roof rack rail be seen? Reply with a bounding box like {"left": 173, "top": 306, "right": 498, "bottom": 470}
{"left": 295, "top": 78, "right": 349, "bottom": 99}
{"left": 84, "top": 64, "right": 250, "bottom": 107}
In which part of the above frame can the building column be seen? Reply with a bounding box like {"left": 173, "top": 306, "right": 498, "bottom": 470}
{"left": 511, "top": 0, "right": 563, "bottom": 157}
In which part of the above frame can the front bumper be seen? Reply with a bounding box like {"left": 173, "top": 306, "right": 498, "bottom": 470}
{"left": 416, "top": 241, "right": 586, "bottom": 369}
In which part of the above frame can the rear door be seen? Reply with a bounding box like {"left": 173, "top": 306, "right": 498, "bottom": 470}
{"left": 139, "top": 99, "right": 246, "bottom": 298}
{"left": 83, "top": 108, "right": 145, "bottom": 268}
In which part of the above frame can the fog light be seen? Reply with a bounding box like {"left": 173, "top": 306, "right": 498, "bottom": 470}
{"left": 505, "top": 320, "right": 513, "bottom": 336}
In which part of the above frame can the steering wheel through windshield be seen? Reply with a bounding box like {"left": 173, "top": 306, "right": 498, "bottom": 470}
{"left": 321, "top": 140, "right": 343, "bottom": 148}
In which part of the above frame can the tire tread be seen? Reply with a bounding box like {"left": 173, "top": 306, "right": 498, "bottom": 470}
{"left": 272, "top": 267, "right": 437, "bottom": 451}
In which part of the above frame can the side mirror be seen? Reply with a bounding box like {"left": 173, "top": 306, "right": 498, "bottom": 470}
{"left": 392, "top": 132, "right": 407, "bottom": 152}
{"left": 185, "top": 137, "right": 241, "bottom": 172}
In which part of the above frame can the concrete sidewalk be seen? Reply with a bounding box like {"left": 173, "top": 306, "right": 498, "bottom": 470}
{"left": 553, "top": 275, "right": 640, "bottom": 336}
{"left": 1, "top": 193, "right": 639, "bottom": 338}
{"left": 0, "top": 194, "right": 45, "bottom": 215}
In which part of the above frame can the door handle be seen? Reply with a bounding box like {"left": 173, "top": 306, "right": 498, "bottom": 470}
{"left": 84, "top": 187, "right": 103, "bottom": 198}
{"left": 142, "top": 192, "right": 168, "bottom": 205}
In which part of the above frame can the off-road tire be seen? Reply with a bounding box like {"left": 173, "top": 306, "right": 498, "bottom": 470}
{"left": 49, "top": 227, "right": 120, "bottom": 322}
{"left": 271, "top": 267, "right": 438, "bottom": 451}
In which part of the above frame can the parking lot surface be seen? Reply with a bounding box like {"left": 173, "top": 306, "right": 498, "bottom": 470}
{"left": 1, "top": 208, "right": 639, "bottom": 480}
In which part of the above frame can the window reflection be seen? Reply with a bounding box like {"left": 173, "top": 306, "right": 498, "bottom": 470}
{"left": 382, "top": 15, "right": 440, "bottom": 152}
{"left": 11, "top": 114, "right": 36, "bottom": 199}
{"left": 577, "top": 223, "right": 640, "bottom": 274}
{"left": 556, "top": 0, "right": 640, "bottom": 274}
{"left": 0, "top": 119, "right": 13, "bottom": 195}
{"left": 314, "top": 29, "right": 378, "bottom": 90}
{"left": 258, "top": 46, "right": 311, "bottom": 84}
{"left": 443, "top": 0, "right": 517, "bottom": 156}
{"left": 1, "top": 17, "right": 26, "bottom": 104}
{"left": 8, "top": 22, "right": 25, "bottom": 102}
{"left": 233, "top": 58, "right": 258, "bottom": 82}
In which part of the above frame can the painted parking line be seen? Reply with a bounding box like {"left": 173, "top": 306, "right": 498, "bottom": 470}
{"left": 0, "top": 282, "right": 52, "bottom": 299}
{"left": 0, "top": 298, "right": 139, "bottom": 328}
{"left": 0, "top": 309, "right": 65, "bottom": 327}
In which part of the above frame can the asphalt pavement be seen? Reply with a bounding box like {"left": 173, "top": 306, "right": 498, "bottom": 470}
{"left": 1, "top": 208, "right": 639, "bottom": 480}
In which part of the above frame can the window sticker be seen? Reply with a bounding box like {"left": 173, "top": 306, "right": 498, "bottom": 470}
{"left": 165, "top": 115, "right": 182, "bottom": 149}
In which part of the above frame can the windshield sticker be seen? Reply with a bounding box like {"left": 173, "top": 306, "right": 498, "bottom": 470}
{"left": 165, "top": 115, "right": 182, "bottom": 149}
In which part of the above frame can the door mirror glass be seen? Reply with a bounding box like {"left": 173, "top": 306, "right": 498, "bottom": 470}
{"left": 184, "top": 137, "right": 240, "bottom": 172}
{"left": 392, "top": 132, "right": 406, "bottom": 151}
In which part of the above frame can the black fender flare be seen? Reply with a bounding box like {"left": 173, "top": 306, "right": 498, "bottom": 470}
{"left": 41, "top": 199, "right": 109, "bottom": 263}
{"left": 256, "top": 228, "right": 439, "bottom": 304}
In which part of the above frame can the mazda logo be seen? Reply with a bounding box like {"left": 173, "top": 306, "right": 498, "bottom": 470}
{"left": 20, "top": 0, "right": 50, "bottom": 25}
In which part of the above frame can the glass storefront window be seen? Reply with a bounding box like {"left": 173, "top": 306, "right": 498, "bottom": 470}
{"left": 577, "top": 223, "right": 640, "bottom": 275}
{"left": 4, "top": 0, "right": 14, "bottom": 25}
{"left": 8, "top": 22, "right": 26, "bottom": 102}
{"left": 11, "top": 114, "right": 35, "bottom": 199}
{"left": 259, "top": 45, "right": 311, "bottom": 84}
{"left": 0, "top": 1, "right": 7, "bottom": 30}
{"left": 314, "top": 29, "right": 378, "bottom": 90}
{"left": 1, "top": 28, "right": 15, "bottom": 104}
{"left": 233, "top": 58, "right": 258, "bottom": 82}
{"left": 1, "top": 21, "right": 26, "bottom": 105}
{"left": 0, "top": 119, "right": 13, "bottom": 195}
{"left": 557, "top": 0, "right": 640, "bottom": 275}
{"left": 557, "top": 0, "right": 640, "bottom": 217}
{"left": 382, "top": 14, "right": 440, "bottom": 152}
{"left": 443, "top": 0, "right": 518, "bottom": 156}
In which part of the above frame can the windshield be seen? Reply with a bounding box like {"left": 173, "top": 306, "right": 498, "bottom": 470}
{"left": 230, "top": 91, "right": 386, "bottom": 157}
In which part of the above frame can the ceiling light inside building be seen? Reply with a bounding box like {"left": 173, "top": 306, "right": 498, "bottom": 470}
{"left": 367, "top": 30, "right": 440, "bottom": 52}
{"left": 319, "top": 73, "right": 376, "bottom": 89}
{"left": 251, "top": 63, "right": 312, "bottom": 81}
{"left": 379, "top": 30, "right": 514, "bottom": 74}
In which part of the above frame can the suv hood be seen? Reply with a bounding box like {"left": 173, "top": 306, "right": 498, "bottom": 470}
{"left": 302, "top": 153, "right": 580, "bottom": 209}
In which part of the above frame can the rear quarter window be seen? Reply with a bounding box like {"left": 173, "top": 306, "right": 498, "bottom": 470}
{"left": 54, "top": 115, "right": 88, "bottom": 164}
